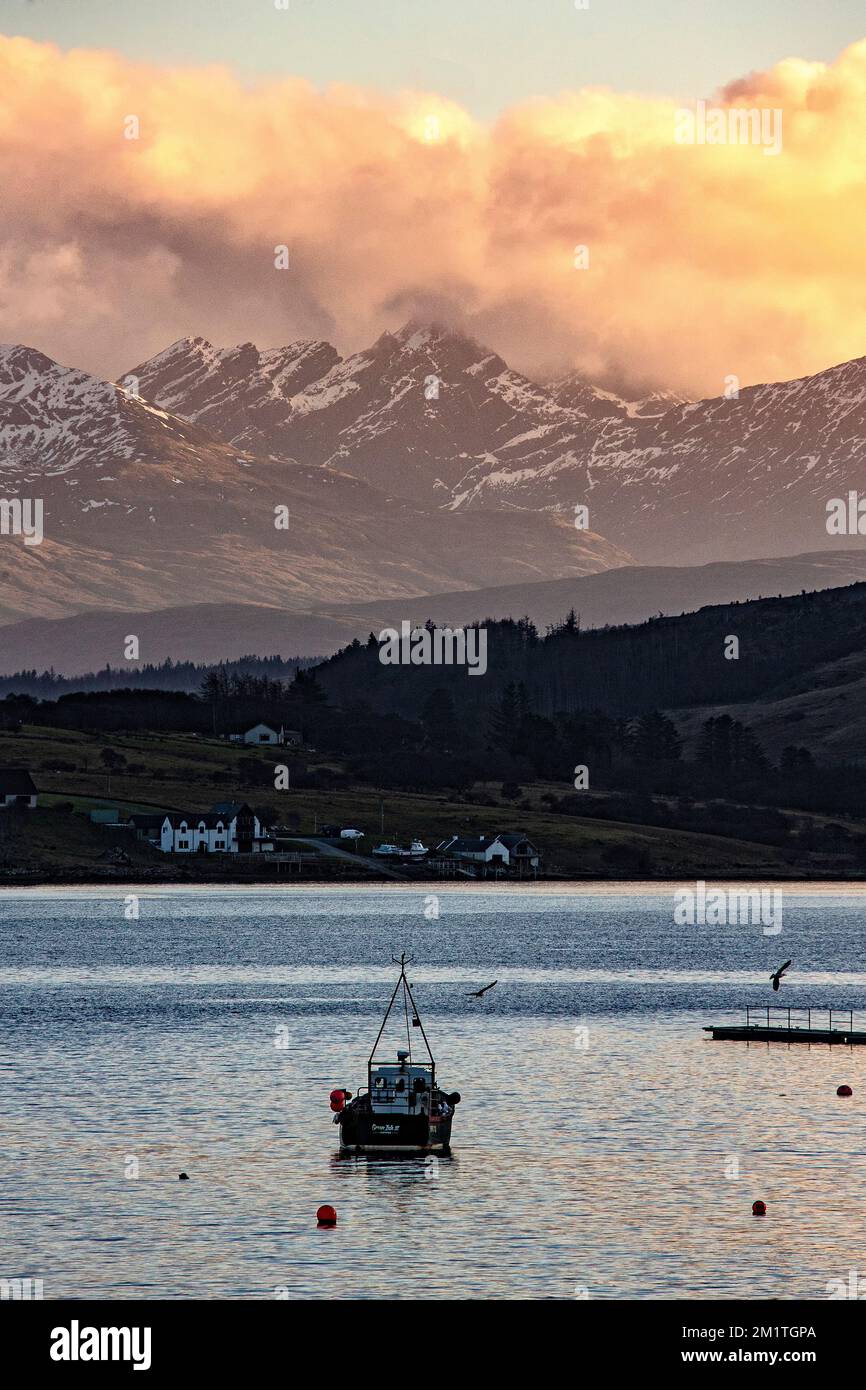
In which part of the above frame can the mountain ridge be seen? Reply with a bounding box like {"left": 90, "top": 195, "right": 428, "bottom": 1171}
{"left": 0, "top": 339, "right": 627, "bottom": 623}
{"left": 127, "top": 321, "right": 866, "bottom": 564}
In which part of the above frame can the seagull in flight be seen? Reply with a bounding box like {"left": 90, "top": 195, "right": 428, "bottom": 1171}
{"left": 467, "top": 980, "right": 498, "bottom": 998}
{"left": 770, "top": 960, "right": 792, "bottom": 992}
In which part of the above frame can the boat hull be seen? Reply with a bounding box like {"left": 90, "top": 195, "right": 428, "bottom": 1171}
{"left": 338, "top": 1107, "right": 453, "bottom": 1153}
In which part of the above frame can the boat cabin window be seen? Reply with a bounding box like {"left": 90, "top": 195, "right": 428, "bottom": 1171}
{"left": 370, "top": 1062, "right": 434, "bottom": 1112}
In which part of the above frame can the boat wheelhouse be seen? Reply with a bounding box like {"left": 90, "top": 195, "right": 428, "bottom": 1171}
{"left": 330, "top": 954, "right": 460, "bottom": 1153}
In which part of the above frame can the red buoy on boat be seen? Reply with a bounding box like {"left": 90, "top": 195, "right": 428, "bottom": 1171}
{"left": 752, "top": 1200, "right": 766, "bottom": 1216}
{"left": 317, "top": 1204, "right": 337, "bottom": 1227}
{"left": 837, "top": 1084, "right": 853, "bottom": 1097}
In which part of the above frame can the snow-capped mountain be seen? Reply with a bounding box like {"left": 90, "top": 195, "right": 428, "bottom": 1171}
{"left": 4, "top": 318, "right": 862, "bottom": 629}
{"left": 0, "top": 342, "right": 628, "bottom": 624}
{"left": 130, "top": 322, "right": 599, "bottom": 503}
{"left": 457, "top": 356, "right": 866, "bottom": 562}
{"left": 0, "top": 342, "right": 250, "bottom": 528}
{"left": 126, "top": 335, "right": 340, "bottom": 452}
{"left": 129, "top": 321, "right": 866, "bottom": 564}
{"left": 546, "top": 373, "right": 686, "bottom": 420}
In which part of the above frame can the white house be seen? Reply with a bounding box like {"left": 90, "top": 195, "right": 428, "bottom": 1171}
{"left": 159, "top": 802, "right": 274, "bottom": 854}
{"left": 0, "top": 769, "right": 37, "bottom": 809}
{"left": 228, "top": 724, "right": 301, "bottom": 747}
{"left": 160, "top": 813, "right": 230, "bottom": 854}
{"left": 243, "top": 723, "right": 280, "bottom": 745}
{"left": 435, "top": 833, "right": 541, "bottom": 874}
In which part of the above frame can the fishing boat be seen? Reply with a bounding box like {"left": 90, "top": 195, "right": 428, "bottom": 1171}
{"left": 329, "top": 954, "right": 460, "bottom": 1153}
{"left": 371, "top": 840, "right": 428, "bottom": 859}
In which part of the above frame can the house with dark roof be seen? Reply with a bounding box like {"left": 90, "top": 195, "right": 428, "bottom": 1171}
{"left": 435, "top": 832, "right": 542, "bottom": 877}
{"left": 160, "top": 813, "right": 231, "bottom": 854}
{"left": 128, "top": 813, "right": 167, "bottom": 844}
{"left": 0, "top": 769, "right": 37, "bottom": 809}
{"left": 157, "top": 802, "right": 273, "bottom": 854}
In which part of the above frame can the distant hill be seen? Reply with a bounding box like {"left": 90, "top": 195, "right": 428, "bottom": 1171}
{"left": 1, "top": 549, "right": 866, "bottom": 677}
{"left": 313, "top": 581, "right": 866, "bottom": 762}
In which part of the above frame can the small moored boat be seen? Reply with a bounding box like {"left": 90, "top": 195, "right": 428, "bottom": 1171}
{"left": 371, "top": 840, "right": 428, "bottom": 859}
{"left": 329, "top": 954, "right": 460, "bottom": 1153}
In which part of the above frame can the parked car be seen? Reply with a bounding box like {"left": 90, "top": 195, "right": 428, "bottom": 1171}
{"left": 340, "top": 828, "right": 364, "bottom": 840}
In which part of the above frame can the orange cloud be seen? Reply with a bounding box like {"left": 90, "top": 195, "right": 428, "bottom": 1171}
{"left": 2, "top": 32, "right": 866, "bottom": 395}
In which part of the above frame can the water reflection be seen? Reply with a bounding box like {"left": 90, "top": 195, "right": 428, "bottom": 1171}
{"left": 1, "top": 887, "right": 866, "bottom": 1299}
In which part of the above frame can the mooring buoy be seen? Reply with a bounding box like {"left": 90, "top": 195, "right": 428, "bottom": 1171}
{"left": 317, "top": 1204, "right": 337, "bottom": 1226}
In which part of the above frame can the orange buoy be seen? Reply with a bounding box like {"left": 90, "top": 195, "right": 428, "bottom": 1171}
{"left": 317, "top": 1204, "right": 337, "bottom": 1227}
{"left": 837, "top": 1084, "right": 853, "bottom": 1097}
{"left": 752, "top": 1200, "right": 766, "bottom": 1216}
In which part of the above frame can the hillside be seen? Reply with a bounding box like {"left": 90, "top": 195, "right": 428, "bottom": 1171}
{"left": 314, "top": 582, "right": 866, "bottom": 729}
{"left": 0, "top": 341, "right": 627, "bottom": 624}
{"left": 2, "top": 550, "right": 866, "bottom": 677}
{"left": 672, "top": 646, "right": 866, "bottom": 762}
{"left": 3, "top": 583, "right": 866, "bottom": 880}
{"left": 0, "top": 724, "right": 836, "bottom": 882}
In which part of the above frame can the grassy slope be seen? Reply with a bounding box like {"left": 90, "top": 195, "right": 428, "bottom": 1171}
{"left": 0, "top": 724, "right": 847, "bottom": 879}
{"left": 672, "top": 649, "right": 866, "bottom": 762}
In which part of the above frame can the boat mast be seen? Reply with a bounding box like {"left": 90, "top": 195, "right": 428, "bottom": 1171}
{"left": 367, "top": 953, "right": 436, "bottom": 1085}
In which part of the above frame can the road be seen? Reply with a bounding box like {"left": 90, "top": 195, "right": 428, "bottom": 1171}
{"left": 279, "top": 836, "right": 409, "bottom": 880}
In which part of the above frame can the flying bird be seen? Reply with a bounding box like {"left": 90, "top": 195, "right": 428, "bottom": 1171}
{"left": 467, "top": 981, "right": 497, "bottom": 998}
{"left": 770, "top": 960, "right": 792, "bottom": 992}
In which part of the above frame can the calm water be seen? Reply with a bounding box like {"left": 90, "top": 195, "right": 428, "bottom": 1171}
{"left": 2, "top": 883, "right": 866, "bottom": 1300}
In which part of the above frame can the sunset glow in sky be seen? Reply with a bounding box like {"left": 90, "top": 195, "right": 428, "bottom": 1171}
{"left": 3, "top": 4, "right": 866, "bottom": 395}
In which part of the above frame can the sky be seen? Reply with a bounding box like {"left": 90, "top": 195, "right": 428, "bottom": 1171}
{"left": 4, "top": 0, "right": 865, "bottom": 120}
{"left": 3, "top": 1, "right": 866, "bottom": 394}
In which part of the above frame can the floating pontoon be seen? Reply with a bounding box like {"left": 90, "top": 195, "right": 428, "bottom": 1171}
{"left": 705, "top": 1006, "right": 866, "bottom": 1044}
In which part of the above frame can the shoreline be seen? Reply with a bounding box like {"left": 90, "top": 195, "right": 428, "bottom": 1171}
{"left": 2, "top": 875, "right": 866, "bottom": 894}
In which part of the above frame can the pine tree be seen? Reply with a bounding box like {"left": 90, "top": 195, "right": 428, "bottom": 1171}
{"left": 488, "top": 682, "right": 520, "bottom": 749}
{"left": 630, "top": 711, "right": 682, "bottom": 764}
{"left": 421, "top": 688, "right": 455, "bottom": 744}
